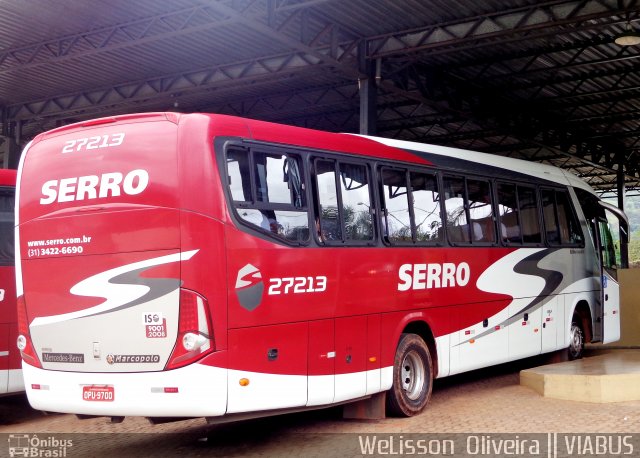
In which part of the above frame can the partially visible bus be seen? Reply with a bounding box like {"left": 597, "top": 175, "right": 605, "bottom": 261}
{"left": 15, "top": 113, "right": 627, "bottom": 420}
{"left": 0, "top": 169, "right": 21, "bottom": 395}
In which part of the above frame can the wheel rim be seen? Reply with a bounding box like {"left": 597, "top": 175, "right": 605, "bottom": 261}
{"left": 401, "top": 350, "right": 425, "bottom": 401}
{"left": 569, "top": 323, "right": 583, "bottom": 358}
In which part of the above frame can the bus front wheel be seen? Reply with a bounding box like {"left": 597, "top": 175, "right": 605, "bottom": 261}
{"left": 386, "top": 333, "right": 433, "bottom": 417}
{"left": 568, "top": 318, "right": 584, "bottom": 360}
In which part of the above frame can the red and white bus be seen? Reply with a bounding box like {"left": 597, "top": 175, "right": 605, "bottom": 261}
{"left": 0, "top": 168, "right": 22, "bottom": 395}
{"left": 15, "top": 113, "right": 627, "bottom": 420}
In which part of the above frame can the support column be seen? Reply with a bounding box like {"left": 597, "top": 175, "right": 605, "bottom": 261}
{"left": 617, "top": 162, "right": 629, "bottom": 269}
{"left": 358, "top": 40, "right": 377, "bottom": 136}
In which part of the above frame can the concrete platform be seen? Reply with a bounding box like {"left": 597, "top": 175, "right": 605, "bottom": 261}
{"left": 520, "top": 350, "right": 640, "bottom": 403}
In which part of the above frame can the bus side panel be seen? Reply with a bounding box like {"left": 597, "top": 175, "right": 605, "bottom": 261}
{"left": 334, "top": 315, "right": 367, "bottom": 402}
{"left": 179, "top": 211, "right": 228, "bottom": 351}
{"left": 307, "top": 319, "right": 334, "bottom": 406}
{"left": 226, "top": 322, "right": 308, "bottom": 413}
{"left": 365, "top": 314, "right": 382, "bottom": 395}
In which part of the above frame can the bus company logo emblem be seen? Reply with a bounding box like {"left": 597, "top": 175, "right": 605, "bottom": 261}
{"left": 106, "top": 354, "right": 160, "bottom": 364}
{"left": 235, "top": 264, "right": 264, "bottom": 311}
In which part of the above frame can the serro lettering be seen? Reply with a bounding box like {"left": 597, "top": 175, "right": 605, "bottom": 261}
{"left": 40, "top": 169, "right": 149, "bottom": 204}
{"left": 398, "top": 262, "right": 470, "bottom": 291}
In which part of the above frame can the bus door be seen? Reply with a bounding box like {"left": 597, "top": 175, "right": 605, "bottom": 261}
{"left": 592, "top": 201, "right": 628, "bottom": 344}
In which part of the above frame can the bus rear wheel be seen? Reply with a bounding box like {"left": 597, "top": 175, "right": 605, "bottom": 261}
{"left": 386, "top": 333, "right": 433, "bottom": 417}
{"left": 568, "top": 318, "right": 584, "bottom": 360}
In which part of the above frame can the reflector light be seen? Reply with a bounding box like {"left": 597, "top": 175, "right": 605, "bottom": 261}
{"left": 16, "top": 335, "right": 26, "bottom": 351}
{"left": 164, "top": 387, "right": 179, "bottom": 393}
{"left": 31, "top": 384, "right": 41, "bottom": 390}
{"left": 368, "top": 357, "right": 377, "bottom": 363}
{"left": 239, "top": 378, "right": 250, "bottom": 386}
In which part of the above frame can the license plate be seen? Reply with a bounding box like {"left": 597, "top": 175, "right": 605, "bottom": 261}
{"left": 82, "top": 386, "right": 114, "bottom": 402}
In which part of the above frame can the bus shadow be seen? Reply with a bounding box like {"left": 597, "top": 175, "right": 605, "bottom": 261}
{"left": 0, "top": 393, "right": 52, "bottom": 426}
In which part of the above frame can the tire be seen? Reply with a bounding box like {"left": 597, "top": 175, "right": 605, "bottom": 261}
{"left": 568, "top": 317, "right": 584, "bottom": 360}
{"left": 386, "top": 333, "right": 433, "bottom": 417}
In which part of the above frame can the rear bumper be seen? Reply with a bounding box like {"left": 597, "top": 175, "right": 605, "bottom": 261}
{"left": 23, "top": 361, "right": 227, "bottom": 417}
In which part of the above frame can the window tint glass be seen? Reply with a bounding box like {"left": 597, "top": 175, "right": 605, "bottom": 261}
{"left": 519, "top": 186, "right": 541, "bottom": 243}
{"left": 541, "top": 189, "right": 583, "bottom": 246}
{"left": 226, "top": 148, "right": 309, "bottom": 243}
{"left": 467, "top": 179, "right": 494, "bottom": 243}
{"left": 314, "top": 160, "right": 374, "bottom": 243}
{"left": 497, "top": 183, "right": 520, "bottom": 244}
{"left": 381, "top": 169, "right": 412, "bottom": 242}
{"left": 444, "top": 176, "right": 469, "bottom": 244}
{"left": 541, "top": 189, "right": 560, "bottom": 244}
{"left": 254, "top": 152, "right": 295, "bottom": 204}
{"left": 227, "top": 149, "right": 252, "bottom": 202}
{"left": 412, "top": 172, "right": 442, "bottom": 243}
{"left": 316, "top": 160, "right": 342, "bottom": 242}
{"left": 556, "top": 191, "right": 583, "bottom": 244}
{"left": 340, "top": 163, "right": 373, "bottom": 241}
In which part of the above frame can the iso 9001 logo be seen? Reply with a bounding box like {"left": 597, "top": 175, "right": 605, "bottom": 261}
{"left": 8, "top": 434, "right": 73, "bottom": 457}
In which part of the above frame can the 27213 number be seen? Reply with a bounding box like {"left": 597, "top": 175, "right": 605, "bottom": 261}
{"left": 62, "top": 133, "right": 125, "bottom": 153}
{"left": 267, "top": 276, "right": 327, "bottom": 295}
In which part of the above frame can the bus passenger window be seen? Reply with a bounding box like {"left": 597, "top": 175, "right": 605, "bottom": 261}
{"left": 225, "top": 147, "right": 309, "bottom": 243}
{"left": 556, "top": 191, "right": 583, "bottom": 244}
{"left": 542, "top": 189, "right": 583, "bottom": 246}
{"left": 381, "top": 169, "right": 412, "bottom": 242}
{"left": 340, "top": 163, "right": 373, "bottom": 241}
{"left": 411, "top": 172, "right": 442, "bottom": 243}
{"left": 541, "top": 190, "right": 559, "bottom": 244}
{"left": 314, "top": 159, "right": 373, "bottom": 244}
{"left": 518, "top": 186, "right": 541, "bottom": 244}
{"left": 467, "top": 179, "right": 494, "bottom": 243}
{"left": 227, "top": 149, "right": 252, "bottom": 202}
{"left": 497, "top": 183, "right": 521, "bottom": 244}
{"left": 380, "top": 169, "right": 442, "bottom": 245}
{"left": 316, "top": 160, "right": 342, "bottom": 242}
{"left": 443, "top": 176, "right": 470, "bottom": 244}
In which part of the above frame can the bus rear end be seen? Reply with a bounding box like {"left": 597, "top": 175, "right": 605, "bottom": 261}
{"left": 17, "top": 113, "right": 227, "bottom": 417}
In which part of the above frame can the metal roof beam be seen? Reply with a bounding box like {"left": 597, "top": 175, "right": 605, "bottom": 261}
{"left": 367, "top": 0, "right": 639, "bottom": 59}
{"left": 0, "top": 1, "right": 334, "bottom": 75}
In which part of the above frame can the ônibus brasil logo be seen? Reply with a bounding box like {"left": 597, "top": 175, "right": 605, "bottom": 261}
{"left": 235, "top": 264, "right": 264, "bottom": 311}
{"left": 8, "top": 434, "right": 73, "bottom": 457}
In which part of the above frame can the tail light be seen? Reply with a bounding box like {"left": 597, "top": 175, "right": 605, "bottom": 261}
{"left": 165, "top": 288, "right": 214, "bottom": 370}
{"left": 16, "top": 295, "right": 42, "bottom": 368}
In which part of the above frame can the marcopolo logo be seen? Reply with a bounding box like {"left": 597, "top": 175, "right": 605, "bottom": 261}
{"left": 235, "top": 264, "right": 264, "bottom": 311}
{"left": 8, "top": 434, "right": 73, "bottom": 457}
{"left": 106, "top": 354, "right": 160, "bottom": 364}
